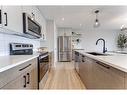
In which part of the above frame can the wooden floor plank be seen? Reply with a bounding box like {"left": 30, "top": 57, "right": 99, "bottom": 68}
{"left": 43, "top": 62, "right": 85, "bottom": 89}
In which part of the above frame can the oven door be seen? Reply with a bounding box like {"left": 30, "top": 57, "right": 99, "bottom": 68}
{"left": 38, "top": 54, "right": 49, "bottom": 82}
{"left": 39, "top": 62, "right": 49, "bottom": 82}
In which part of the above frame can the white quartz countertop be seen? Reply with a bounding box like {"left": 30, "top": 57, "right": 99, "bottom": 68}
{"left": 75, "top": 50, "right": 127, "bottom": 73}
{"left": 0, "top": 53, "right": 40, "bottom": 73}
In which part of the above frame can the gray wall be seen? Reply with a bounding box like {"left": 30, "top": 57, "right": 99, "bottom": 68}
{"left": 81, "top": 27, "right": 119, "bottom": 52}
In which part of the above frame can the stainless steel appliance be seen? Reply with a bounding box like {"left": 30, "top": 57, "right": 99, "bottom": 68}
{"left": 74, "top": 51, "right": 80, "bottom": 74}
{"left": 38, "top": 52, "right": 49, "bottom": 89}
{"left": 58, "top": 36, "right": 72, "bottom": 62}
{"left": 23, "top": 13, "right": 42, "bottom": 38}
{"left": 10, "top": 43, "right": 33, "bottom": 55}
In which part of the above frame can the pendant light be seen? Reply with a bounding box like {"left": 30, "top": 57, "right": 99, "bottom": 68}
{"left": 31, "top": 12, "right": 35, "bottom": 20}
{"left": 94, "top": 10, "right": 100, "bottom": 28}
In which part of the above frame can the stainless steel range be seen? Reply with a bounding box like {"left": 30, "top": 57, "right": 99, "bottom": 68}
{"left": 10, "top": 43, "right": 49, "bottom": 89}
{"left": 38, "top": 52, "right": 49, "bottom": 89}
{"left": 9, "top": 43, "right": 33, "bottom": 55}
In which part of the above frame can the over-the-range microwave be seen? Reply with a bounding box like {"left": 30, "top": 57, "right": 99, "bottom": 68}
{"left": 23, "top": 13, "right": 42, "bottom": 38}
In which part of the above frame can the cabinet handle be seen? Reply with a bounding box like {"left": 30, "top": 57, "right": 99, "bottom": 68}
{"left": 4, "top": 12, "right": 7, "bottom": 26}
{"left": 43, "top": 34, "right": 45, "bottom": 39}
{"left": 19, "top": 64, "right": 31, "bottom": 71}
{"left": 23, "top": 75, "right": 26, "bottom": 88}
{"left": 96, "top": 61, "right": 110, "bottom": 69}
{"left": 82, "top": 56, "right": 85, "bottom": 62}
{"left": 0, "top": 10, "right": 1, "bottom": 24}
{"left": 27, "top": 73, "right": 30, "bottom": 84}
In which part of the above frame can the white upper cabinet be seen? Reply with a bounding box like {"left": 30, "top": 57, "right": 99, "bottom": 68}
{"left": 33, "top": 7, "right": 47, "bottom": 41}
{"left": 32, "top": 7, "right": 41, "bottom": 24}
{"left": 22, "top": 6, "right": 34, "bottom": 17}
{"left": 1, "top": 6, "right": 23, "bottom": 33}
{"left": 42, "top": 19, "right": 46, "bottom": 41}
{"left": 0, "top": 6, "right": 46, "bottom": 40}
{"left": 40, "top": 15, "right": 46, "bottom": 41}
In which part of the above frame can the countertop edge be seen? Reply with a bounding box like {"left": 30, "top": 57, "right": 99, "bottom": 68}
{"left": 75, "top": 50, "right": 127, "bottom": 73}
{"left": 0, "top": 55, "right": 38, "bottom": 73}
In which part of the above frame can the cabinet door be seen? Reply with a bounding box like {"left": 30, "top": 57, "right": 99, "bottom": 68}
{"left": 22, "top": 6, "right": 41, "bottom": 24}
{"left": 30, "top": 67, "right": 38, "bottom": 89}
{"left": 2, "top": 6, "right": 22, "bottom": 33}
{"left": 25, "top": 58, "right": 38, "bottom": 89}
{"left": 92, "top": 61, "right": 124, "bottom": 89}
{"left": 27, "top": 61, "right": 38, "bottom": 89}
{"left": 39, "top": 13, "right": 46, "bottom": 40}
{"left": 79, "top": 55, "right": 85, "bottom": 83}
{"left": 25, "top": 71, "right": 34, "bottom": 89}
{"left": 92, "top": 61, "right": 105, "bottom": 89}
{"left": 124, "top": 73, "right": 127, "bottom": 89}
{"left": 83, "top": 57, "right": 93, "bottom": 88}
{"left": 74, "top": 52, "right": 80, "bottom": 73}
{"left": 22, "top": 6, "right": 34, "bottom": 17}
{"left": 2, "top": 67, "right": 38, "bottom": 89}
{"left": 32, "top": 7, "right": 41, "bottom": 24}
{"left": 79, "top": 56, "right": 93, "bottom": 88}
{"left": 34, "top": 7, "right": 46, "bottom": 40}
{"left": 42, "top": 20, "right": 46, "bottom": 40}
{"left": 1, "top": 58, "right": 38, "bottom": 89}
{"left": 2, "top": 74, "right": 26, "bottom": 89}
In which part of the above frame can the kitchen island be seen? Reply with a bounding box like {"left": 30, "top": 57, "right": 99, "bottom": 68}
{"left": 74, "top": 50, "right": 127, "bottom": 89}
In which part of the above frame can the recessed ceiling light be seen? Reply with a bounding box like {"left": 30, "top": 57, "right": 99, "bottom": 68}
{"left": 80, "top": 24, "right": 82, "bottom": 26}
{"left": 62, "top": 17, "right": 65, "bottom": 21}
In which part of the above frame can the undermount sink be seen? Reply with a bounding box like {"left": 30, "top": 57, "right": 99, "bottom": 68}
{"left": 86, "top": 52, "right": 111, "bottom": 56}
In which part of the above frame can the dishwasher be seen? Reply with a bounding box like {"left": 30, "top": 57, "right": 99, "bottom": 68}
{"left": 74, "top": 51, "right": 80, "bottom": 74}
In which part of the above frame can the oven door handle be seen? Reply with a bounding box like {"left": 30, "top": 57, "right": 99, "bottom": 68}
{"left": 39, "top": 54, "right": 48, "bottom": 59}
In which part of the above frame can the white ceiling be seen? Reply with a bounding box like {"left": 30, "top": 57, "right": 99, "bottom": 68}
{"left": 38, "top": 6, "right": 127, "bottom": 30}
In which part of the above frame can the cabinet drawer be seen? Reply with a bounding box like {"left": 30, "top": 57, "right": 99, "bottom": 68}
{"left": 95, "top": 61, "right": 124, "bottom": 78}
{"left": 1, "top": 73, "right": 26, "bottom": 89}
{"left": 93, "top": 61, "right": 125, "bottom": 89}
{"left": 0, "top": 58, "right": 37, "bottom": 88}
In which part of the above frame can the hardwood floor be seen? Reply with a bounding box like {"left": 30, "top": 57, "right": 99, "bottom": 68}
{"left": 43, "top": 62, "right": 85, "bottom": 89}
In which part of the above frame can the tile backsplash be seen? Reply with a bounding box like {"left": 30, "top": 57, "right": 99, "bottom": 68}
{"left": 0, "top": 33, "right": 40, "bottom": 56}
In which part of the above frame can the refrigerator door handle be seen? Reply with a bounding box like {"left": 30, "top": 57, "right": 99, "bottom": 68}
{"left": 63, "top": 36, "right": 64, "bottom": 52}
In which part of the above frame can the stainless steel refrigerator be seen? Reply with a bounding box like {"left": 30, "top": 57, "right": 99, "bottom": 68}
{"left": 58, "top": 36, "right": 72, "bottom": 62}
